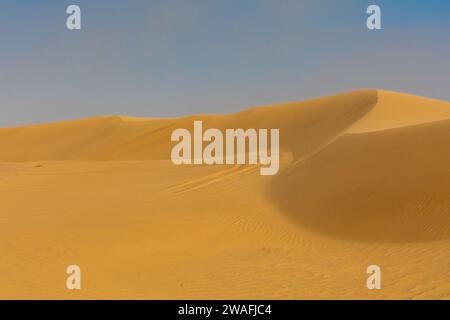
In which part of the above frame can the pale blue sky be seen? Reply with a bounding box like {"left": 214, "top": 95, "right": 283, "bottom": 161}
{"left": 0, "top": 0, "right": 449, "bottom": 126}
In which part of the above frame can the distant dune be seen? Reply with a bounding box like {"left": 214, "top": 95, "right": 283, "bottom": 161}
{"left": 1, "top": 89, "right": 450, "bottom": 299}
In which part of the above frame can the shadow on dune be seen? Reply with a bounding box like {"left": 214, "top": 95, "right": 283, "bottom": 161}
{"left": 269, "top": 119, "right": 450, "bottom": 243}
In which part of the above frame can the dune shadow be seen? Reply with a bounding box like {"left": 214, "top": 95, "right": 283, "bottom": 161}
{"left": 269, "top": 121, "right": 450, "bottom": 243}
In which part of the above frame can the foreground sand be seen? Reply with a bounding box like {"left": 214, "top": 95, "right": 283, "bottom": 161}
{"left": 1, "top": 89, "right": 450, "bottom": 299}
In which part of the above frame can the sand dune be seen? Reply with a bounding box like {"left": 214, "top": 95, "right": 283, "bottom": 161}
{"left": 0, "top": 90, "right": 378, "bottom": 162}
{"left": 1, "top": 89, "right": 450, "bottom": 299}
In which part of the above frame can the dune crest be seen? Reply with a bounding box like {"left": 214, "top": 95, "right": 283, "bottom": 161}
{"left": 1, "top": 89, "right": 449, "bottom": 163}
{"left": 348, "top": 90, "right": 450, "bottom": 133}
{"left": 0, "top": 89, "right": 378, "bottom": 162}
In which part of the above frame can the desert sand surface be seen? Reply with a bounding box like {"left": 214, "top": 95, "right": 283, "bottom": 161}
{"left": 1, "top": 89, "right": 450, "bottom": 299}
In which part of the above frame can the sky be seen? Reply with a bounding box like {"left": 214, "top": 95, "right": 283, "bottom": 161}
{"left": 0, "top": 0, "right": 449, "bottom": 127}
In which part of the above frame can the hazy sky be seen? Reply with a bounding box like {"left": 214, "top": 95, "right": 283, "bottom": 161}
{"left": 0, "top": 0, "right": 449, "bottom": 126}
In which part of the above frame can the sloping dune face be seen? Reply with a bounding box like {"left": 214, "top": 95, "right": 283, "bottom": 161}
{"left": 1, "top": 89, "right": 450, "bottom": 299}
{"left": 272, "top": 119, "right": 450, "bottom": 242}
{"left": 271, "top": 90, "right": 450, "bottom": 242}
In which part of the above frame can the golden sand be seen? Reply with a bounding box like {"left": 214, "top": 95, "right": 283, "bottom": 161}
{"left": 1, "top": 89, "right": 449, "bottom": 299}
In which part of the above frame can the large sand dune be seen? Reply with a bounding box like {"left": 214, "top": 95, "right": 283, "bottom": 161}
{"left": 1, "top": 89, "right": 450, "bottom": 299}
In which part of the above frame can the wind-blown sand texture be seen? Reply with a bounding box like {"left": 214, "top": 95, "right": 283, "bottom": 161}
{"left": 1, "top": 89, "right": 450, "bottom": 299}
